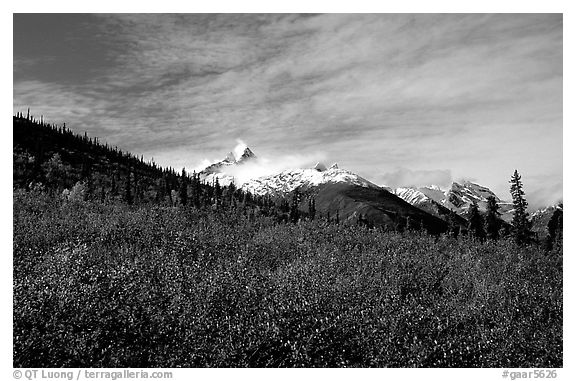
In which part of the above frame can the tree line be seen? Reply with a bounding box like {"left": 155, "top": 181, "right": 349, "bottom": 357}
{"left": 451, "top": 169, "right": 562, "bottom": 250}
{"left": 13, "top": 112, "right": 562, "bottom": 250}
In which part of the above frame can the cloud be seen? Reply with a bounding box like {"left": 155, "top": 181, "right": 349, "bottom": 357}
{"left": 527, "top": 184, "right": 563, "bottom": 211}
{"left": 379, "top": 168, "right": 453, "bottom": 188}
{"left": 232, "top": 139, "right": 248, "bottom": 161}
{"left": 13, "top": 14, "right": 562, "bottom": 205}
{"left": 196, "top": 141, "right": 326, "bottom": 186}
{"left": 522, "top": 173, "right": 563, "bottom": 210}
{"left": 224, "top": 153, "right": 327, "bottom": 186}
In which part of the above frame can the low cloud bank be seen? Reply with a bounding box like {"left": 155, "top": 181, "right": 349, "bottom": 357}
{"left": 195, "top": 140, "right": 327, "bottom": 186}
{"left": 379, "top": 167, "right": 453, "bottom": 189}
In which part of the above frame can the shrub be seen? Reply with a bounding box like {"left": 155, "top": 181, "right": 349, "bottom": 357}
{"left": 13, "top": 189, "right": 562, "bottom": 367}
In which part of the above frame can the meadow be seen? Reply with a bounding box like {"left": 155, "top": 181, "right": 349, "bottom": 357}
{"left": 13, "top": 188, "right": 562, "bottom": 368}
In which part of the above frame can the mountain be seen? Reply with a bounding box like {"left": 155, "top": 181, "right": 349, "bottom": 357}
{"left": 195, "top": 146, "right": 447, "bottom": 232}
{"left": 199, "top": 145, "right": 256, "bottom": 185}
{"left": 393, "top": 181, "right": 514, "bottom": 223}
{"left": 197, "top": 145, "right": 383, "bottom": 195}
{"left": 393, "top": 186, "right": 467, "bottom": 226}
{"left": 241, "top": 163, "right": 381, "bottom": 196}
{"left": 312, "top": 182, "right": 448, "bottom": 233}
{"left": 530, "top": 203, "right": 563, "bottom": 239}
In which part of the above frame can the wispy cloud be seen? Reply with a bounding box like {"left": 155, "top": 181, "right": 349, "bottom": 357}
{"left": 195, "top": 139, "right": 326, "bottom": 185}
{"left": 13, "top": 14, "right": 562, "bottom": 207}
{"left": 379, "top": 168, "right": 453, "bottom": 189}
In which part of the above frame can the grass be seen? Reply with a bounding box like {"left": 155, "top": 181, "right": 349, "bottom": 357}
{"left": 13, "top": 188, "right": 562, "bottom": 367}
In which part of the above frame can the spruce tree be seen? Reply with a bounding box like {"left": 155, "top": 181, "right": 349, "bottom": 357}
{"left": 228, "top": 180, "right": 236, "bottom": 206}
{"left": 467, "top": 202, "right": 486, "bottom": 240}
{"left": 289, "top": 189, "right": 301, "bottom": 223}
{"left": 485, "top": 196, "right": 501, "bottom": 240}
{"left": 447, "top": 211, "right": 461, "bottom": 238}
{"left": 179, "top": 168, "right": 188, "bottom": 206}
{"left": 545, "top": 206, "right": 563, "bottom": 251}
{"left": 509, "top": 170, "right": 534, "bottom": 244}
{"left": 308, "top": 197, "right": 316, "bottom": 220}
{"left": 214, "top": 177, "right": 221, "bottom": 206}
{"left": 191, "top": 172, "right": 200, "bottom": 208}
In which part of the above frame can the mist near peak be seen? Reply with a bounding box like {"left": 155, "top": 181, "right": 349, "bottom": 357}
{"left": 232, "top": 139, "right": 249, "bottom": 161}
{"left": 231, "top": 153, "right": 328, "bottom": 185}
{"left": 196, "top": 143, "right": 327, "bottom": 186}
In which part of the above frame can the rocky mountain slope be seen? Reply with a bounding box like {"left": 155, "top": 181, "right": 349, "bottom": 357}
{"left": 197, "top": 145, "right": 448, "bottom": 232}
{"left": 530, "top": 204, "right": 563, "bottom": 239}
{"left": 312, "top": 182, "right": 449, "bottom": 233}
{"left": 197, "top": 144, "right": 559, "bottom": 234}
{"left": 393, "top": 182, "right": 514, "bottom": 222}
{"left": 241, "top": 163, "right": 380, "bottom": 196}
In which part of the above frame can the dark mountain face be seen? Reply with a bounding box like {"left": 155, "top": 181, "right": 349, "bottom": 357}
{"left": 402, "top": 194, "right": 468, "bottom": 229}
{"left": 531, "top": 205, "right": 563, "bottom": 240}
{"left": 312, "top": 182, "right": 448, "bottom": 234}
{"left": 237, "top": 147, "right": 256, "bottom": 162}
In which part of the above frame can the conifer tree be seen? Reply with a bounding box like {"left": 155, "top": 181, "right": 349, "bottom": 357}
{"left": 214, "top": 177, "right": 222, "bottom": 206}
{"left": 467, "top": 202, "right": 486, "bottom": 240}
{"left": 509, "top": 170, "right": 534, "bottom": 244}
{"left": 179, "top": 168, "right": 188, "bottom": 206}
{"left": 447, "top": 211, "right": 461, "bottom": 238}
{"left": 308, "top": 197, "right": 316, "bottom": 220}
{"left": 191, "top": 172, "right": 200, "bottom": 208}
{"left": 289, "top": 189, "right": 301, "bottom": 223}
{"left": 485, "top": 196, "right": 501, "bottom": 240}
{"left": 228, "top": 180, "right": 236, "bottom": 200}
{"left": 546, "top": 206, "right": 563, "bottom": 251}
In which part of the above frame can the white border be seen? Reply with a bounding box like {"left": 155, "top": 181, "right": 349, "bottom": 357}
{"left": 4, "top": 2, "right": 573, "bottom": 380}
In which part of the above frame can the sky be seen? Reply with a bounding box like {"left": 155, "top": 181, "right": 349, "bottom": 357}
{"left": 13, "top": 13, "right": 563, "bottom": 208}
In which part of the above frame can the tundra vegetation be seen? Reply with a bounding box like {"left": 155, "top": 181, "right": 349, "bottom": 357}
{"left": 13, "top": 114, "right": 562, "bottom": 367}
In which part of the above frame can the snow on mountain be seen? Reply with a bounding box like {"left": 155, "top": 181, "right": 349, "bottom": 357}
{"left": 530, "top": 203, "right": 563, "bottom": 220}
{"left": 530, "top": 203, "right": 563, "bottom": 239}
{"left": 198, "top": 145, "right": 256, "bottom": 185}
{"left": 393, "top": 187, "right": 431, "bottom": 205}
{"left": 393, "top": 181, "right": 514, "bottom": 222}
{"left": 197, "top": 144, "right": 518, "bottom": 223}
{"left": 242, "top": 166, "right": 381, "bottom": 196}
{"left": 197, "top": 144, "right": 382, "bottom": 195}
{"left": 447, "top": 182, "right": 514, "bottom": 221}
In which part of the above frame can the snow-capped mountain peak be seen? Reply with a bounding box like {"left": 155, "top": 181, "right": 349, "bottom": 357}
{"left": 198, "top": 145, "right": 377, "bottom": 194}
{"left": 530, "top": 203, "right": 563, "bottom": 220}
{"left": 198, "top": 144, "right": 257, "bottom": 186}
{"left": 241, "top": 166, "right": 380, "bottom": 196}
{"left": 235, "top": 146, "right": 256, "bottom": 163}
{"left": 393, "top": 181, "right": 514, "bottom": 222}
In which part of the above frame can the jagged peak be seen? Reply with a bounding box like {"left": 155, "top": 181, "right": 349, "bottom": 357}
{"left": 237, "top": 146, "right": 256, "bottom": 162}
{"left": 221, "top": 145, "right": 256, "bottom": 164}
{"left": 314, "top": 162, "right": 328, "bottom": 172}
{"left": 329, "top": 163, "right": 339, "bottom": 170}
